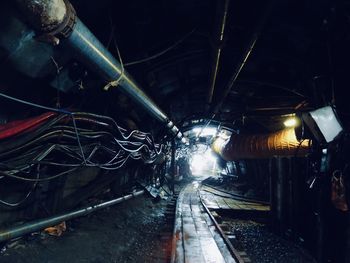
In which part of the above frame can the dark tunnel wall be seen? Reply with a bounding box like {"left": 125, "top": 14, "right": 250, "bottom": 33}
{"left": 0, "top": 0, "right": 349, "bottom": 261}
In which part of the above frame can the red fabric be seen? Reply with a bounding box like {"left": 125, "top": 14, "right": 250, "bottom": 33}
{"left": 0, "top": 112, "right": 56, "bottom": 140}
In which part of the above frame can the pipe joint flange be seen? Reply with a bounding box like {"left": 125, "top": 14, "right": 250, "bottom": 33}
{"left": 171, "top": 126, "right": 179, "bottom": 135}
{"left": 167, "top": 121, "right": 174, "bottom": 129}
{"left": 36, "top": 0, "right": 77, "bottom": 45}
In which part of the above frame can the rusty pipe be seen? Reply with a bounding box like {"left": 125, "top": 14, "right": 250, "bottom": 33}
{"left": 212, "top": 128, "right": 311, "bottom": 160}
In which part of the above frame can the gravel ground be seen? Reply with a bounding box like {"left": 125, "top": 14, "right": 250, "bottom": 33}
{"left": 0, "top": 193, "right": 173, "bottom": 263}
{"left": 226, "top": 219, "right": 317, "bottom": 263}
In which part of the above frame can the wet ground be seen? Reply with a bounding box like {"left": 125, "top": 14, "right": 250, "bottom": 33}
{"left": 0, "top": 193, "right": 173, "bottom": 263}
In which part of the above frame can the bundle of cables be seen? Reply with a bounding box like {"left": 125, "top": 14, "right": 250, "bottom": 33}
{"left": 0, "top": 101, "right": 164, "bottom": 207}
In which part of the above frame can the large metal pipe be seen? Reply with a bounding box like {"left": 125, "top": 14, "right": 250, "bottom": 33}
{"left": 65, "top": 19, "right": 169, "bottom": 124}
{"left": 14, "top": 0, "right": 184, "bottom": 140}
{"left": 15, "top": 0, "right": 67, "bottom": 32}
{"left": 212, "top": 128, "right": 311, "bottom": 160}
{"left": 0, "top": 190, "right": 144, "bottom": 243}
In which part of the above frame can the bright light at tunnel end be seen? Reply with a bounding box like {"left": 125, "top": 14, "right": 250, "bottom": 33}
{"left": 190, "top": 149, "right": 218, "bottom": 177}
{"left": 192, "top": 127, "right": 217, "bottom": 137}
{"left": 191, "top": 154, "right": 206, "bottom": 172}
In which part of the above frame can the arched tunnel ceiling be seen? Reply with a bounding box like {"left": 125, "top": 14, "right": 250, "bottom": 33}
{"left": 3, "top": 0, "right": 348, "bottom": 134}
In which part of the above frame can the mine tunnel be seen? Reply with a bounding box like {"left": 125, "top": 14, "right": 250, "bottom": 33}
{"left": 0, "top": 0, "right": 349, "bottom": 262}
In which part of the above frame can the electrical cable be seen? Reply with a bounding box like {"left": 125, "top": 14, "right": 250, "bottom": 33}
{"left": 0, "top": 92, "right": 87, "bottom": 163}
{"left": 124, "top": 29, "right": 196, "bottom": 67}
{"left": 0, "top": 92, "right": 165, "bottom": 207}
{"left": 0, "top": 165, "right": 40, "bottom": 207}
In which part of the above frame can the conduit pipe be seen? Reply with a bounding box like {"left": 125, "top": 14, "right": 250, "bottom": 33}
{"left": 0, "top": 190, "right": 144, "bottom": 243}
{"left": 212, "top": 128, "right": 311, "bottom": 160}
{"left": 207, "top": 0, "right": 230, "bottom": 107}
{"left": 210, "top": 0, "right": 276, "bottom": 117}
{"left": 14, "top": 0, "right": 184, "bottom": 141}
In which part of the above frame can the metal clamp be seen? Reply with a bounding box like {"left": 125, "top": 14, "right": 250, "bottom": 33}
{"left": 35, "top": 0, "right": 77, "bottom": 45}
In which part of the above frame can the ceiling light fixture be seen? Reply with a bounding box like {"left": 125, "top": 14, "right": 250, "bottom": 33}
{"left": 284, "top": 117, "right": 298, "bottom": 127}
{"left": 302, "top": 106, "right": 343, "bottom": 143}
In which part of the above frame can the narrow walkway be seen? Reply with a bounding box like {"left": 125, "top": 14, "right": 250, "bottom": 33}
{"left": 172, "top": 182, "right": 236, "bottom": 263}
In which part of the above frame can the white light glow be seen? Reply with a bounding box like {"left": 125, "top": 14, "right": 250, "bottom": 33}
{"left": 212, "top": 137, "right": 228, "bottom": 153}
{"left": 191, "top": 154, "right": 206, "bottom": 171}
{"left": 190, "top": 149, "right": 218, "bottom": 176}
{"left": 204, "top": 150, "right": 217, "bottom": 162}
{"left": 284, "top": 117, "right": 298, "bottom": 127}
{"left": 309, "top": 106, "right": 343, "bottom": 143}
{"left": 192, "top": 127, "right": 217, "bottom": 137}
{"left": 192, "top": 181, "right": 200, "bottom": 189}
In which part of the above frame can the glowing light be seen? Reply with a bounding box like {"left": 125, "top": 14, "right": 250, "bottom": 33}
{"left": 192, "top": 127, "right": 217, "bottom": 137}
{"left": 192, "top": 181, "right": 200, "bottom": 189}
{"left": 204, "top": 149, "right": 217, "bottom": 162}
{"left": 191, "top": 154, "right": 206, "bottom": 172}
{"left": 212, "top": 137, "right": 228, "bottom": 153}
{"left": 284, "top": 117, "right": 298, "bottom": 127}
{"left": 307, "top": 106, "right": 343, "bottom": 143}
{"left": 190, "top": 149, "right": 218, "bottom": 176}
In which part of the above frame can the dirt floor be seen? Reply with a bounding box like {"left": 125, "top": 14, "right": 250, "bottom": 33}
{"left": 0, "top": 178, "right": 318, "bottom": 263}
{"left": 0, "top": 192, "right": 173, "bottom": 263}
{"left": 202, "top": 176, "right": 317, "bottom": 263}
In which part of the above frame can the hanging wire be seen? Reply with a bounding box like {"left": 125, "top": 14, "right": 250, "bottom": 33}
{"left": 0, "top": 164, "right": 40, "bottom": 207}
{"left": 124, "top": 28, "right": 196, "bottom": 66}
{"left": 104, "top": 36, "right": 125, "bottom": 91}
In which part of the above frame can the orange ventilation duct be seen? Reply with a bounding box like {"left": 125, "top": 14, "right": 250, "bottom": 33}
{"left": 212, "top": 128, "right": 311, "bottom": 160}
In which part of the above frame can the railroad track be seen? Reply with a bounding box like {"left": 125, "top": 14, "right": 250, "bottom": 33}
{"left": 199, "top": 194, "right": 251, "bottom": 263}
{"left": 171, "top": 181, "right": 254, "bottom": 263}
{"left": 196, "top": 182, "right": 318, "bottom": 263}
{"left": 199, "top": 182, "right": 272, "bottom": 263}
